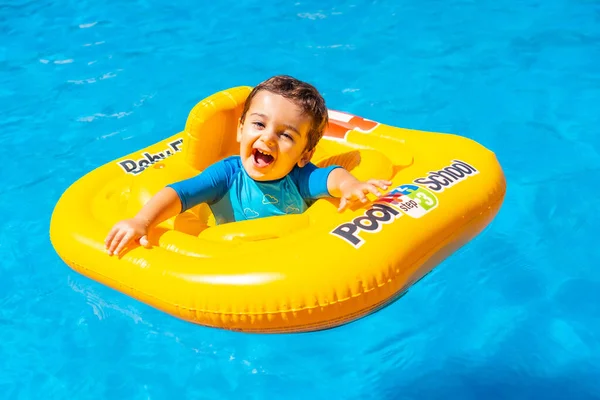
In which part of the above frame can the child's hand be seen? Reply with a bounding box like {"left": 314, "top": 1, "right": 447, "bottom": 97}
{"left": 338, "top": 178, "right": 392, "bottom": 212}
{"left": 105, "top": 217, "right": 151, "bottom": 256}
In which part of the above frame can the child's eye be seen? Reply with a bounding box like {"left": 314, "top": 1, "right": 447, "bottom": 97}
{"left": 281, "top": 132, "right": 294, "bottom": 141}
{"left": 252, "top": 121, "right": 265, "bottom": 129}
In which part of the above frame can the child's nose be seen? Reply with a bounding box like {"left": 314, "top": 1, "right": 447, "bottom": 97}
{"left": 261, "top": 130, "right": 277, "bottom": 146}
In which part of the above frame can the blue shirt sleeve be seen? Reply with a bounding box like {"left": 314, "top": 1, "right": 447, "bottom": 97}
{"left": 167, "top": 156, "right": 240, "bottom": 212}
{"left": 290, "top": 162, "right": 342, "bottom": 200}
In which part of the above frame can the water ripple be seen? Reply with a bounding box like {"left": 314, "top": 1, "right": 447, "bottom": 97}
{"left": 1, "top": 0, "right": 599, "bottom": 398}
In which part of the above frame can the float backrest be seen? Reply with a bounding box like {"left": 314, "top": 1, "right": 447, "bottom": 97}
{"left": 182, "top": 86, "right": 252, "bottom": 171}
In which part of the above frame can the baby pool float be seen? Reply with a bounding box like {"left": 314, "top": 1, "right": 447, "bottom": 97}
{"left": 50, "top": 86, "right": 506, "bottom": 333}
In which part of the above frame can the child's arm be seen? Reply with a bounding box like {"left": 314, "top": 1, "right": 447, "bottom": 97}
{"left": 327, "top": 168, "right": 392, "bottom": 212}
{"left": 105, "top": 157, "right": 238, "bottom": 256}
{"left": 105, "top": 187, "right": 181, "bottom": 256}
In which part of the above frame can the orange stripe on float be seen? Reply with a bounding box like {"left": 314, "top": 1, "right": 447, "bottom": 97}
{"left": 324, "top": 122, "right": 350, "bottom": 139}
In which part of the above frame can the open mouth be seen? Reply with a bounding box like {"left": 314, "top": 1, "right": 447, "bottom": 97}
{"left": 252, "top": 148, "right": 274, "bottom": 167}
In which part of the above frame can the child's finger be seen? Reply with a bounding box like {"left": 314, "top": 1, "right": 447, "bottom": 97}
{"left": 359, "top": 184, "right": 381, "bottom": 198}
{"left": 114, "top": 232, "right": 135, "bottom": 256}
{"left": 139, "top": 235, "right": 151, "bottom": 248}
{"left": 364, "top": 183, "right": 383, "bottom": 197}
{"left": 357, "top": 190, "right": 368, "bottom": 203}
{"left": 108, "top": 230, "right": 126, "bottom": 255}
{"left": 105, "top": 226, "right": 118, "bottom": 247}
{"left": 338, "top": 196, "right": 348, "bottom": 212}
{"left": 370, "top": 179, "right": 391, "bottom": 190}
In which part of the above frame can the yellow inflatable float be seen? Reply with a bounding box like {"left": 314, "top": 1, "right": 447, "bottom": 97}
{"left": 50, "top": 86, "right": 506, "bottom": 333}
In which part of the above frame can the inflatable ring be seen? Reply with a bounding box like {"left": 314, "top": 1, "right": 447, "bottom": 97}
{"left": 50, "top": 86, "right": 506, "bottom": 333}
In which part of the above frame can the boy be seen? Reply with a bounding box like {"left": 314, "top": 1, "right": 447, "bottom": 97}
{"left": 105, "top": 75, "right": 391, "bottom": 256}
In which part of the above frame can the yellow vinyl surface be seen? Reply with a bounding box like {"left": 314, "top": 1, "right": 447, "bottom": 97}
{"left": 49, "top": 86, "right": 506, "bottom": 333}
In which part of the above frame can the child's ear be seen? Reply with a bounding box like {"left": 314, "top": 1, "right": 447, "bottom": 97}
{"left": 297, "top": 148, "right": 315, "bottom": 168}
{"left": 236, "top": 118, "right": 243, "bottom": 142}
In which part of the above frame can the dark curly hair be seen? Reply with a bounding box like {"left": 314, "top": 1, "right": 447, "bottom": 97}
{"left": 240, "top": 75, "right": 328, "bottom": 151}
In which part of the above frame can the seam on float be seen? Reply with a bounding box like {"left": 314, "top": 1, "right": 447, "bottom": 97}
{"left": 172, "top": 191, "right": 505, "bottom": 316}
{"left": 69, "top": 191, "right": 504, "bottom": 318}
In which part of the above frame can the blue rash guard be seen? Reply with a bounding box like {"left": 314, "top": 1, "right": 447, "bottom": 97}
{"left": 167, "top": 156, "right": 341, "bottom": 225}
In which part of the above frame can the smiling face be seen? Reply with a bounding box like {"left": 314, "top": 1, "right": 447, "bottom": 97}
{"left": 237, "top": 90, "right": 316, "bottom": 181}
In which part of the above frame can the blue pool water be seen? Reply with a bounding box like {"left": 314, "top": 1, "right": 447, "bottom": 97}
{"left": 1, "top": 0, "right": 599, "bottom": 398}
